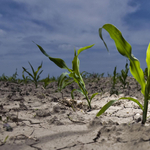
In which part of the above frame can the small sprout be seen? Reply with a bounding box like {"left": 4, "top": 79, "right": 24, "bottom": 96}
{"left": 118, "top": 62, "right": 129, "bottom": 89}
{"left": 57, "top": 72, "right": 74, "bottom": 99}
{"left": 22, "top": 61, "right": 43, "bottom": 88}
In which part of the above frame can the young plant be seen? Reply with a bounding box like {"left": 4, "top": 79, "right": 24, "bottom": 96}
{"left": 110, "top": 66, "right": 118, "bottom": 96}
{"left": 57, "top": 72, "right": 74, "bottom": 99}
{"left": 97, "top": 23, "right": 150, "bottom": 124}
{"left": 118, "top": 62, "right": 129, "bottom": 89}
{"left": 22, "top": 62, "right": 43, "bottom": 88}
{"left": 22, "top": 70, "right": 31, "bottom": 85}
{"left": 35, "top": 43, "right": 99, "bottom": 109}
{"left": 9, "top": 68, "right": 18, "bottom": 82}
{"left": 40, "top": 74, "right": 53, "bottom": 89}
{"left": 0, "top": 69, "right": 19, "bottom": 82}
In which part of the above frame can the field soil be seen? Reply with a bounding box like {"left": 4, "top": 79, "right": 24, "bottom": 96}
{"left": 1, "top": 76, "right": 150, "bottom": 150}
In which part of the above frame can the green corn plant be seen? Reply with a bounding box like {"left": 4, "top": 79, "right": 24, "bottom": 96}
{"left": 40, "top": 74, "right": 53, "bottom": 89}
{"left": 0, "top": 69, "right": 19, "bottom": 82}
{"left": 112, "top": 66, "right": 118, "bottom": 89}
{"left": 80, "top": 71, "right": 91, "bottom": 79}
{"left": 97, "top": 23, "right": 150, "bottom": 124}
{"left": 57, "top": 72, "right": 74, "bottom": 99}
{"left": 110, "top": 66, "right": 119, "bottom": 96}
{"left": 0, "top": 73, "right": 8, "bottom": 81}
{"left": 22, "top": 70, "right": 31, "bottom": 85}
{"left": 107, "top": 73, "right": 112, "bottom": 77}
{"left": 22, "top": 62, "right": 43, "bottom": 88}
{"left": 35, "top": 42, "right": 99, "bottom": 109}
{"left": 118, "top": 62, "right": 129, "bottom": 89}
{"left": 9, "top": 68, "right": 18, "bottom": 82}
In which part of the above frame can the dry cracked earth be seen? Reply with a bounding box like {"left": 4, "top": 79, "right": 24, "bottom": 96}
{"left": 0, "top": 76, "right": 150, "bottom": 150}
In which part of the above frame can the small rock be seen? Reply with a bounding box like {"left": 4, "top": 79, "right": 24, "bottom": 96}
{"left": 3, "top": 123, "right": 13, "bottom": 131}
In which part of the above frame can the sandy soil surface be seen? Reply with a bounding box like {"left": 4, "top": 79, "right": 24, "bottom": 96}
{"left": 1, "top": 76, "right": 150, "bottom": 150}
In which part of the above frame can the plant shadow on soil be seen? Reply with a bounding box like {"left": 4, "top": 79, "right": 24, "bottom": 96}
{"left": 0, "top": 76, "right": 150, "bottom": 150}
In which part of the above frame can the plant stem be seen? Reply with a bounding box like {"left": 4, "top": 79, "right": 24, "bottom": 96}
{"left": 85, "top": 95, "right": 91, "bottom": 110}
{"left": 142, "top": 97, "right": 148, "bottom": 124}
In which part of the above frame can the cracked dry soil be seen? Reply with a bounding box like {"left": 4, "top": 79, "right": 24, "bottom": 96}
{"left": 0, "top": 76, "right": 150, "bottom": 150}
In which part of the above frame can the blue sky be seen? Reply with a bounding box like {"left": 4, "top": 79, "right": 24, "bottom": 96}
{"left": 0, "top": 0, "right": 150, "bottom": 79}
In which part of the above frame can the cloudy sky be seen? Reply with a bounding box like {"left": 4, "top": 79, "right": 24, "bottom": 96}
{"left": 0, "top": 0, "right": 150, "bottom": 79}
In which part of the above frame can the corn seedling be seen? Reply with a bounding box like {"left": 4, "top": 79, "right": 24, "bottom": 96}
{"left": 0, "top": 69, "right": 19, "bottom": 83}
{"left": 40, "top": 74, "right": 53, "bottom": 89}
{"left": 22, "top": 70, "right": 31, "bottom": 85}
{"left": 8, "top": 68, "right": 18, "bottom": 82}
{"left": 57, "top": 72, "right": 74, "bottom": 99}
{"left": 111, "top": 66, "right": 118, "bottom": 89}
{"left": 110, "top": 66, "right": 119, "bottom": 96}
{"left": 107, "top": 73, "right": 112, "bottom": 77}
{"left": 118, "top": 62, "right": 129, "bottom": 89}
{"left": 0, "top": 73, "right": 8, "bottom": 81}
{"left": 97, "top": 23, "right": 150, "bottom": 124}
{"left": 35, "top": 43, "right": 100, "bottom": 109}
{"left": 81, "top": 71, "right": 91, "bottom": 79}
{"left": 22, "top": 62, "right": 43, "bottom": 88}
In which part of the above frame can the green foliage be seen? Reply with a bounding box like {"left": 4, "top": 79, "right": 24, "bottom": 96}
{"left": 144, "top": 67, "right": 148, "bottom": 80}
{"left": 112, "top": 66, "right": 117, "bottom": 89}
{"left": 97, "top": 23, "right": 150, "bottom": 124}
{"left": 0, "top": 74, "right": 8, "bottom": 81}
{"left": 22, "top": 70, "right": 31, "bottom": 84}
{"left": 81, "top": 71, "right": 92, "bottom": 79}
{"left": 40, "top": 74, "right": 54, "bottom": 89}
{"left": 22, "top": 62, "right": 43, "bottom": 88}
{"left": 110, "top": 66, "right": 118, "bottom": 96}
{"left": 81, "top": 72, "right": 104, "bottom": 83}
{"left": 118, "top": 62, "right": 129, "bottom": 89}
{"left": 0, "top": 69, "right": 19, "bottom": 82}
{"left": 57, "top": 72, "right": 74, "bottom": 99}
{"left": 36, "top": 42, "right": 100, "bottom": 109}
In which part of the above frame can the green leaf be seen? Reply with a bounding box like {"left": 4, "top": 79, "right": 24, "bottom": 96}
{"left": 77, "top": 44, "right": 94, "bottom": 56}
{"left": 58, "top": 72, "right": 69, "bottom": 88}
{"left": 72, "top": 55, "right": 81, "bottom": 78}
{"left": 37, "top": 70, "right": 43, "bottom": 81}
{"left": 71, "top": 89, "right": 77, "bottom": 99}
{"left": 71, "top": 88, "right": 84, "bottom": 99}
{"left": 35, "top": 61, "right": 43, "bottom": 75}
{"left": 58, "top": 72, "right": 74, "bottom": 91}
{"left": 96, "top": 100, "right": 117, "bottom": 116}
{"left": 35, "top": 42, "right": 72, "bottom": 72}
{"left": 146, "top": 43, "right": 150, "bottom": 77}
{"left": 28, "top": 62, "right": 36, "bottom": 77}
{"left": 22, "top": 67, "right": 34, "bottom": 79}
{"left": 99, "top": 27, "right": 109, "bottom": 52}
{"left": 99, "top": 24, "right": 146, "bottom": 95}
{"left": 119, "top": 97, "right": 143, "bottom": 110}
{"left": 3, "top": 135, "right": 9, "bottom": 143}
{"left": 69, "top": 72, "right": 87, "bottom": 96}
{"left": 96, "top": 96, "right": 143, "bottom": 117}
{"left": 90, "top": 93, "right": 100, "bottom": 102}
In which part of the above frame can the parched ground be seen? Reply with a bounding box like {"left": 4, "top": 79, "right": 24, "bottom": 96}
{"left": 0, "top": 76, "right": 150, "bottom": 150}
